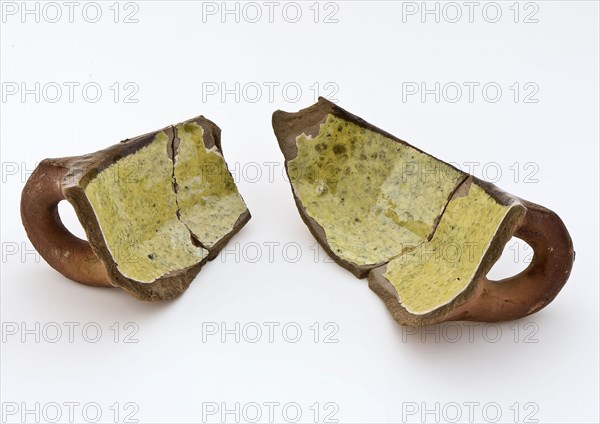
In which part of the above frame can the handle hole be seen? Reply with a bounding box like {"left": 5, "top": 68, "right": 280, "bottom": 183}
{"left": 57, "top": 200, "right": 88, "bottom": 241}
{"left": 486, "top": 237, "right": 533, "bottom": 282}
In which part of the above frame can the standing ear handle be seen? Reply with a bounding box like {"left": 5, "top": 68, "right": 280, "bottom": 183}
{"left": 20, "top": 159, "right": 112, "bottom": 288}
{"left": 449, "top": 199, "right": 575, "bottom": 322}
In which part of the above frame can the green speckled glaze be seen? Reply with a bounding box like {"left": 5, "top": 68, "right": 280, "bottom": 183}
{"left": 287, "top": 114, "right": 465, "bottom": 266}
{"left": 384, "top": 183, "right": 513, "bottom": 314}
{"left": 84, "top": 124, "right": 247, "bottom": 284}
{"left": 85, "top": 132, "right": 207, "bottom": 283}
{"left": 174, "top": 122, "right": 247, "bottom": 247}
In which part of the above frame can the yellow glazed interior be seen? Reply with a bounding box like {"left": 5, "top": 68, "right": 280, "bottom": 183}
{"left": 384, "top": 183, "right": 514, "bottom": 314}
{"left": 288, "top": 113, "right": 515, "bottom": 313}
{"left": 174, "top": 123, "right": 248, "bottom": 248}
{"left": 85, "top": 125, "right": 246, "bottom": 283}
{"left": 287, "top": 114, "right": 465, "bottom": 266}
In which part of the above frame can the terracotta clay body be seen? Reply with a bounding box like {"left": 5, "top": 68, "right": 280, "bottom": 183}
{"left": 21, "top": 116, "right": 250, "bottom": 301}
{"left": 273, "top": 98, "right": 574, "bottom": 326}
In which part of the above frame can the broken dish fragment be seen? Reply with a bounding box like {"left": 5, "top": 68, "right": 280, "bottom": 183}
{"left": 21, "top": 116, "right": 250, "bottom": 301}
{"left": 273, "top": 98, "right": 574, "bottom": 326}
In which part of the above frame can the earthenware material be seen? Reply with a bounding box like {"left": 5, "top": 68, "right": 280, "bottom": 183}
{"left": 272, "top": 98, "right": 574, "bottom": 326}
{"left": 21, "top": 116, "right": 250, "bottom": 301}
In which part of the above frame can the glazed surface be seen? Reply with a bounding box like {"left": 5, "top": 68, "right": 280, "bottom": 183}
{"left": 287, "top": 114, "right": 464, "bottom": 266}
{"left": 384, "top": 183, "right": 514, "bottom": 314}
{"left": 85, "top": 126, "right": 246, "bottom": 283}
{"left": 174, "top": 122, "right": 247, "bottom": 248}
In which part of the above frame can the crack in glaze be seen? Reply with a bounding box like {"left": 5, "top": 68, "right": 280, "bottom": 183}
{"left": 379, "top": 175, "right": 472, "bottom": 266}
{"left": 288, "top": 114, "right": 467, "bottom": 266}
{"left": 169, "top": 126, "right": 210, "bottom": 252}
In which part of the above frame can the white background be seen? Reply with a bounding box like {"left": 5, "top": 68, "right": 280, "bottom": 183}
{"left": 1, "top": 1, "right": 598, "bottom": 423}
